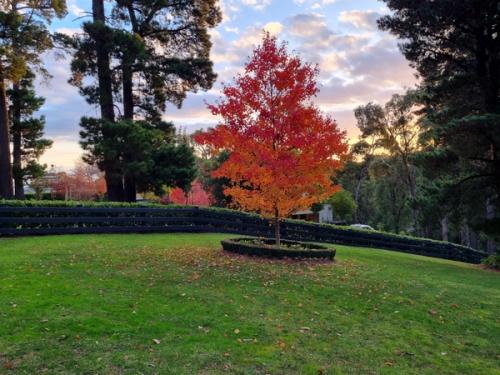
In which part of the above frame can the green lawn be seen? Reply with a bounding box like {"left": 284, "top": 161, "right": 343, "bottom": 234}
{"left": 0, "top": 234, "right": 498, "bottom": 374}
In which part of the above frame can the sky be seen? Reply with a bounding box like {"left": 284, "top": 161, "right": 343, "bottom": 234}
{"left": 38, "top": 0, "right": 417, "bottom": 169}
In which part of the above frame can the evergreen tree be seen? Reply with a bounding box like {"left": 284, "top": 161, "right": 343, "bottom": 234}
{"left": 112, "top": 0, "right": 221, "bottom": 201}
{"left": 8, "top": 70, "right": 52, "bottom": 199}
{"left": 0, "top": 0, "right": 66, "bottom": 198}
{"left": 379, "top": 0, "right": 500, "bottom": 249}
{"left": 80, "top": 118, "right": 197, "bottom": 198}
{"left": 66, "top": 0, "right": 221, "bottom": 201}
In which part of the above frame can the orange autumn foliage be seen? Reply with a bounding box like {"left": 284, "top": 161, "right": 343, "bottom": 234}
{"left": 195, "top": 34, "right": 348, "bottom": 230}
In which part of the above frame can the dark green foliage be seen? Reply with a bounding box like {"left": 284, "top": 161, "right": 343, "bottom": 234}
{"left": 379, "top": 0, "right": 500, "bottom": 247}
{"left": 8, "top": 71, "right": 52, "bottom": 199}
{"left": 63, "top": 0, "right": 221, "bottom": 201}
{"left": 144, "top": 142, "right": 198, "bottom": 196}
{"left": 326, "top": 190, "right": 356, "bottom": 223}
{"left": 221, "top": 238, "right": 334, "bottom": 259}
{"left": 80, "top": 118, "right": 197, "bottom": 198}
{"left": 0, "top": 1, "right": 67, "bottom": 199}
{"left": 481, "top": 254, "right": 500, "bottom": 270}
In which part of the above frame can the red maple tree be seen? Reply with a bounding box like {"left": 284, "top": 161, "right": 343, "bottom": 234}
{"left": 195, "top": 34, "right": 348, "bottom": 244}
{"left": 167, "top": 180, "right": 211, "bottom": 206}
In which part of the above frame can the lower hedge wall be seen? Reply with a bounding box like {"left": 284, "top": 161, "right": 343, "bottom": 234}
{"left": 221, "top": 238, "right": 335, "bottom": 259}
{"left": 0, "top": 202, "right": 487, "bottom": 264}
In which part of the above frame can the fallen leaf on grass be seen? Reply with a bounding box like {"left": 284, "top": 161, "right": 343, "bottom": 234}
{"left": 3, "top": 361, "right": 14, "bottom": 370}
{"left": 277, "top": 340, "right": 286, "bottom": 349}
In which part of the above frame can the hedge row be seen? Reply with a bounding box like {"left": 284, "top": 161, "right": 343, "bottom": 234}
{"left": 0, "top": 201, "right": 487, "bottom": 264}
{"left": 221, "top": 238, "right": 335, "bottom": 259}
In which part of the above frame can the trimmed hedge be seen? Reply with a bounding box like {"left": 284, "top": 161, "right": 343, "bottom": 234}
{"left": 0, "top": 200, "right": 487, "bottom": 264}
{"left": 221, "top": 238, "right": 335, "bottom": 259}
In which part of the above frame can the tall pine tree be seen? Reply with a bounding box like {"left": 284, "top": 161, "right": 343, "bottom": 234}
{"left": 113, "top": 0, "right": 221, "bottom": 201}
{"left": 8, "top": 70, "right": 52, "bottom": 199}
{"left": 379, "top": 0, "right": 500, "bottom": 248}
{"left": 0, "top": 0, "right": 66, "bottom": 198}
{"left": 68, "top": 0, "right": 221, "bottom": 201}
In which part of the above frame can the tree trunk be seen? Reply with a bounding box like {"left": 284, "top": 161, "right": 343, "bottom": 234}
{"left": 353, "top": 164, "right": 367, "bottom": 223}
{"left": 460, "top": 220, "right": 471, "bottom": 248}
{"left": 122, "top": 62, "right": 134, "bottom": 120}
{"left": 122, "top": 60, "right": 137, "bottom": 202}
{"left": 274, "top": 209, "right": 281, "bottom": 246}
{"left": 400, "top": 153, "right": 421, "bottom": 235}
{"left": 0, "top": 66, "right": 13, "bottom": 199}
{"left": 92, "top": 0, "right": 124, "bottom": 201}
{"left": 124, "top": 1, "right": 139, "bottom": 203}
{"left": 486, "top": 197, "right": 497, "bottom": 254}
{"left": 11, "top": 83, "right": 24, "bottom": 199}
{"left": 124, "top": 174, "right": 136, "bottom": 202}
{"left": 441, "top": 215, "right": 449, "bottom": 242}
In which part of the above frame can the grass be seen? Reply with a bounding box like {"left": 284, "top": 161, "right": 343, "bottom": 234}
{"left": 0, "top": 233, "right": 498, "bottom": 375}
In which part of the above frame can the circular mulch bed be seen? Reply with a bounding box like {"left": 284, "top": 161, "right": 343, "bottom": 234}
{"left": 221, "top": 237, "right": 335, "bottom": 260}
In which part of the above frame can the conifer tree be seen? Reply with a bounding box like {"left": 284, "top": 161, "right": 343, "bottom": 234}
{"left": 0, "top": 0, "right": 66, "bottom": 198}
{"left": 8, "top": 70, "right": 52, "bottom": 199}
{"left": 113, "top": 0, "right": 221, "bottom": 201}
{"left": 67, "top": 0, "right": 221, "bottom": 201}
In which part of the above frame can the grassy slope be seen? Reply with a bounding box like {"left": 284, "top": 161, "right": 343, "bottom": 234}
{"left": 0, "top": 234, "right": 498, "bottom": 375}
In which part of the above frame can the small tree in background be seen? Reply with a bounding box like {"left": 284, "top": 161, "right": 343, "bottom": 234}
{"left": 327, "top": 190, "right": 357, "bottom": 223}
{"left": 195, "top": 34, "right": 348, "bottom": 245}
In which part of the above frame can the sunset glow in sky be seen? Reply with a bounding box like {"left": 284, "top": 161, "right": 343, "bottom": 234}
{"left": 38, "top": 0, "right": 417, "bottom": 169}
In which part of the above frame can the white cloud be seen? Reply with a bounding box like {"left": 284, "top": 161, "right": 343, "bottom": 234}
{"left": 294, "top": 0, "right": 338, "bottom": 8}
{"left": 339, "top": 10, "right": 381, "bottom": 30}
{"left": 263, "top": 22, "right": 284, "bottom": 35}
{"left": 67, "top": 0, "right": 86, "bottom": 18}
{"left": 241, "top": 0, "right": 272, "bottom": 11}
{"left": 224, "top": 26, "right": 240, "bottom": 34}
{"left": 220, "top": 0, "right": 241, "bottom": 23}
{"left": 55, "top": 27, "right": 82, "bottom": 37}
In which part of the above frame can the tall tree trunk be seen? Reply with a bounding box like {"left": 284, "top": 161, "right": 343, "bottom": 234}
{"left": 124, "top": 174, "right": 136, "bottom": 202}
{"left": 353, "top": 164, "right": 368, "bottom": 223}
{"left": 441, "top": 215, "right": 449, "bottom": 242}
{"left": 92, "top": 0, "right": 124, "bottom": 201}
{"left": 401, "top": 154, "right": 420, "bottom": 235}
{"left": 486, "top": 197, "right": 497, "bottom": 254}
{"left": 11, "top": 83, "right": 24, "bottom": 199}
{"left": 122, "top": 60, "right": 137, "bottom": 202}
{"left": 460, "top": 220, "right": 471, "bottom": 248}
{"left": 0, "top": 66, "right": 13, "bottom": 199}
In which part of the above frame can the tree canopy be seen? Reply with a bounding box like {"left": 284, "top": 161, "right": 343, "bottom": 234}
{"left": 195, "top": 34, "right": 348, "bottom": 244}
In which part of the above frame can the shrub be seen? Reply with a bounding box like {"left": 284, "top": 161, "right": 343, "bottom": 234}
{"left": 482, "top": 254, "right": 500, "bottom": 270}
